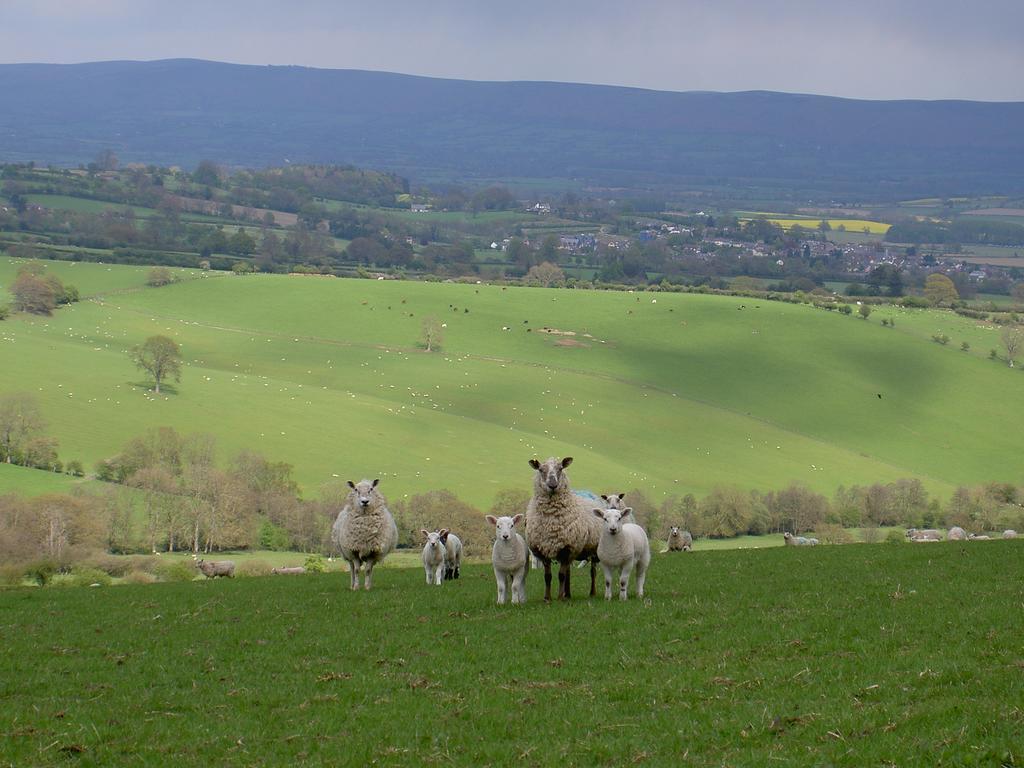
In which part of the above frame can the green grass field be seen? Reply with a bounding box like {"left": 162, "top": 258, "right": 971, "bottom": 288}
{"left": 2, "top": 258, "right": 1023, "bottom": 509}
{"left": 2, "top": 541, "right": 1022, "bottom": 765}
{"left": 0, "top": 463, "right": 91, "bottom": 496}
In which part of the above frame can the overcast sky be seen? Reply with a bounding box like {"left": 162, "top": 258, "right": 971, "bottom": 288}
{"left": 1, "top": 0, "right": 1022, "bottom": 101}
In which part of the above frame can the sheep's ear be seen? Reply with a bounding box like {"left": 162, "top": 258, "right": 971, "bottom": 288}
{"left": 622, "top": 507, "right": 633, "bottom": 516}
{"left": 420, "top": 529, "right": 429, "bottom": 539}
{"left": 618, "top": 492, "right": 625, "bottom": 500}
{"left": 485, "top": 515, "right": 497, "bottom": 525}
{"left": 512, "top": 514, "right": 523, "bottom": 526}
{"left": 600, "top": 494, "right": 609, "bottom": 501}
{"left": 347, "top": 480, "right": 356, "bottom": 490}
{"left": 561, "top": 456, "right": 573, "bottom": 468}
{"left": 529, "top": 459, "right": 540, "bottom": 469}
{"left": 372, "top": 479, "right": 379, "bottom": 488}
{"left": 439, "top": 529, "right": 449, "bottom": 540}
{"left": 591, "top": 508, "right": 605, "bottom": 519}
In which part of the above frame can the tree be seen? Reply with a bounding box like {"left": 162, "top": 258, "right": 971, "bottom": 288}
{"left": 192, "top": 160, "right": 222, "bottom": 187}
{"left": 923, "top": 273, "right": 959, "bottom": 305}
{"left": 420, "top": 316, "right": 443, "bottom": 352}
{"left": 1001, "top": 326, "right": 1023, "bottom": 368}
{"left": 11, "top": 271, "right": 58, "bottom": 314}
{"left": 131, "top": 335, "right": 182, "bottom": 393}
{"left": 0, "top": 392, "right": 46, "bottom": 463}
{"left": 146, "top": 266, "right": 175, "bottom": 287}
{"left": 858, "top": 304, "right": 872, "bottom": 320}
{"left": 525, "top": 261, "right": 566, "bottom": 288}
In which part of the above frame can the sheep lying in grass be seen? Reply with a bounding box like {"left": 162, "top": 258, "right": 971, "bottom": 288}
{"left": 1004, "top": 530, "right": 1018, "bottom": 539}
{"left": 906, "top": 528, "right": 942, "bottom": 541}
{"left": 486, "top": 514, "right": 528, "bottom": 604}
{"left": 441, "top": 530, "right": 463, "bottom": 580}
{"left": 525, "top": 457, "right": 601, "bottom": 601}
{"left": 195, "top": 559, "right": 235, "bottom": 578}
{"left": 968, "top": 533, "right": 992, "bottom": 541}
{"left": 331, "top": 479, "right": 398, "bottom": 591}
{"left": 421, "top": 530, "right": 447, "bottom": 585}
{"left": 592, "top": 507, "right": 650, "bottom": 600}
{"left": 271, "top": 566, "right": 306, "bottom": 575}
{"left": 666, "top": 526, "right": 693, "bottom": 552}
{"left": 783, "top": 532, "right": 817, "bottom": 546}
{"left": 947, "top": 526, "right": 967, "bottom": 541}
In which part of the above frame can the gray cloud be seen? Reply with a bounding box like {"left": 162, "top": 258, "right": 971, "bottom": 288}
{"left": 0, "top": 0, "right": 1021, "bottom": 100}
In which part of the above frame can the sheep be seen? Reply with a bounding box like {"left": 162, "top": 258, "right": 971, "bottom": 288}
{"left": 195, "top": 559, "right": 235, "bottom": 578}
{"left": 906, "top": 528, "right": 942, "bottom": 541}
{"left": 805, "top": 537, "right": 820, "bottom": 546}
{"left": 783, "top": 532, "right": 818, "bottom": 546}
{"left": 591, "top": 507, "right": 651, "bottom": 600}
{"left": 525, "top": 456, "right": 602, "bottom": 601}
{"left": 968, "top": 533, "right": 992, "bottom": 541}
{"left": 599, "top": 492, "right": 636, "bottom": 524}
{"left": 1003, "top": 530, "right": 1018, "bottom": 539}
{"left": 440, "top": 530, "right": 463, "bottom": 580}
{"left": 947, "top": 526, "right": 968, "bottom": 541}
{"left": 421, "top": 530, "right": 447, "bottom": 585}
{"left": 486, "top": 514, "right": 529, "bottom": 604}
{"left": 666, "top": 526, "right": 693, "bottom": 552}
{"left": 271, "top": 566, "right": 306, "bottom": 575}
{"left": 331, "top": 478, "right": 398, "bottom": 591}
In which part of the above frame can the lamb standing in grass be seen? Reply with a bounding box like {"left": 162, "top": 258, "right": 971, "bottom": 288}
{"left": 421, "top": 530, "right": 447, "bottom": 585}
{"left": 525, "top": 457, "right": 601, "bottom": 601}
{"left": 331, "top": 479, "right": 398, "bottom": 591}
{"left": 486, "top": 514, "right": 529, "bottom": 604}
{"left": 441, "top": 530, "right": 463, "bottom": 580}
{"left": 666, "top": 526, "right": 693, "bottom": 552}
{"left": 592, "top": 507, "right": 650, "bottom": 600}
{"left": 195, "top": 559, "right": 235, "bottom": 578}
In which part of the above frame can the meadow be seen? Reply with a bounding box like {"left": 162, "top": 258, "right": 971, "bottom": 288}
{"left": 2, "top": 257, "right": 1023, "bottom": 509}
{"left": 1, "top": 541, "right": 1022, "bottom": 766}
{"left": 735, "top": 212, "right": 891, "bottom": 234}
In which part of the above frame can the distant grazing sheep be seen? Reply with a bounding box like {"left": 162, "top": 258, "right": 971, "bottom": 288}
{"left": 525, "top": 457, "right": 601, "bottom": 601}
{"left": 195, "top": 559, "right": 235, "bottom": 578}
{"left": 1003, "top": 530, "right": 1018, "bottom": 539}
{"left": 783, "top": 532, "right": 815, "bottom": 547}
{"left": 947, "top": 526, "right": 967, "bottom": 541}
{"left": 906, "top": 528, "right": 942, "bottom": 541}
{"left": 666, "top": 526, "right": 693, "bottom": 552}
{"left": 440, "top": 530, "right": 463, "bottom": 580}
{"left": 592, "top": 507, "right": 651, "bottom": 600}
{"left": 968, "top": 533, "right": 992, "bottom": 541}
{"left": 486, "top": 514, "right": 529, "bottom": 604}
{"left": 331, "top": 479, "right": 398, "bottom": 591}
{"left": 271, "top": 566, "right": 306, "bottom": 575}
{"left": 421, "top": 530, "right": 447, "bottom": 585}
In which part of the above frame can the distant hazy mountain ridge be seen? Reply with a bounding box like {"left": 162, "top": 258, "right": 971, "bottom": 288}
{"left": 1, "top": 59, "right": 1022, "bottom": 198}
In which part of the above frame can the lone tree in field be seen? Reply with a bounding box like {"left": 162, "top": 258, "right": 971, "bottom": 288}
{"left": 420, "top": 316, "right": 443, "bottom": 352}
{"left": 526, "top": 261, "right": 566, "bottom": 288}
{"left": 858, "top": 304, "right": 872, "bottom": 320}
{"left": 1001, "top": 326, "right": 1023, "bottom": 368}
{"left": 146, "top": 267, "right": 175, "bottom": 287}
{"left": 131, "top": 335, "right": 182, "bottom": 393}
{"left": 923, "top": 273, "right": 959, "bottom": 306}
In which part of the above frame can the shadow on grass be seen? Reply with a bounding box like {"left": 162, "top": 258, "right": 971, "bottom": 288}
{"left": 128, "top": 381, "right": 180, "bottom": 396}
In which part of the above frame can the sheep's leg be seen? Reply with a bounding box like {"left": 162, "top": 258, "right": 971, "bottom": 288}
{"left": 618, "top": 560, "right": 634, "bottom": 601}
{"left": 424, "top": 563, "right": 432, "bottom": 585}
{"left": 347, "top": 558, "right": 359, "bottom": 591}
{"left": 602, "top": 564, "right": 614, "bottom": 600}
{"left": 635, "top": 561, "right": 647, "bottom": 598}
{"left": 558, "top": 559, "right": 572, "bottom": 600}
{"left": 542, "top": 559, "right": 552, "bottom": 602}
{"left": 495, "top": 571, "right": 507, "bottom": 604}
{"left": 589, "top": 559, "right": 597, "bottom": 597}
{"left": 434, "top": 564, "right": 444, "bottom": 585}
{"left": 364, "top": 560, "right": 375, "bottom": 591}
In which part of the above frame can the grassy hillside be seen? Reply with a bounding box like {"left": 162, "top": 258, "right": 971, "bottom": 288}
{"left": 2, "top": 258, "right": 1023, "bottom": 507}
{"left": 2, "top": 542, "right": 1021, "bottom": 765}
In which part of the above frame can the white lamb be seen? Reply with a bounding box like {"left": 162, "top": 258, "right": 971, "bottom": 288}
{"left": 486, "top": 514, "right": 529, "bottom": 604}
{"left": 441, "top": 530, "right": 463, "bottom": 580}
{"left": 592, "top": 507, "right": 650, "bottom": 600}
{"left": 525, "top": 457, "right": 602, "bottom": 601}
{"left": 421, "top": 530, "right": 447, "bottom": 585}
{"left": 331, "top": 478, "right": 398, "bottom": 591}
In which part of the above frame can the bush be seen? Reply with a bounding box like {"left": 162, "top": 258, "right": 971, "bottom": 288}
{"left": 24, "top": 559, "right": 59, "bottom": 586}
{"left": 838, "top": 304, "right": 852, "bottom": 315}
{"left": 815, "top": 523, "right": 852, "bottom": 545}
{"left": 235, "top": 559, "right": 272, "bottom": 578}
{"left": 66, "top": 567, "right": 113, "bottom": 587}
{"left": 85, "top": 555, "right": 134, "bottom": 578}
{"left": 65, "top": 460, "right": 84, "bottom": 477}
{"left": 961, "top": 341, "right": 970, "bottom": 352}
{"left": 885, "top": 529, "right": 905, "bottom": 544}
{"left": 125, "top": 570, "right": 157, "bottom": 585}
{"left": 155, "top": 559, "right": 198, "bottom": 583}
{"left": 932, "top": 333, "right": 951, "bottom": 345}
{"left": 304, "top": 554, "right": 326, "bottom": 573}
{"left": 0, "top": 304, "right": 8, "bottom": 320}
{"left": 257, "top": 518, "right": 291, "bottom": 550}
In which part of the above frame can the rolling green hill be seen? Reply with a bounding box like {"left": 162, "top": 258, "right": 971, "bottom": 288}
{"left": 2, "top": 258, "right": 1022, "bottom": 506}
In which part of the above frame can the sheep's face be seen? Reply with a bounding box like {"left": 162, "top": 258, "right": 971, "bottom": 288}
{"left": 600, "top": 493, "right": 626, "bottom": 510}
{"left": 347, "top": 479, "right": 380, "bottom": 511}
{"left": 592, "top": 507, "right": 632, "bottom": 536}
{"left": 783, "top": 532, "right": 793, "bottom": 541}
{"left": 529, "top": 456, "right": 572, "bottom": 494}
{"left": 422, "top": 530, "right": 445, "bottom": 553}
{"left": 487, "top": 514, "right": 523, "bottom": 542}
{"left": 669, "top": 526, "right": 680, "bottom": 537}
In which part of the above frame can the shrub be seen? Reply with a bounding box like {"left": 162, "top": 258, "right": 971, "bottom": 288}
{"left": 961, "top": 341, "right": 970, "bottom": 352}
{"left": 124, "top": 570, "right": 157, "bottom": 585}
{"left": 858, "top": 304, "right": 872, "bottom": 320}
{"left": 67, "top": 567, "right": 113, "bottom": 587}
{"left": 304, "top": 554, "right": 326, "bottom": 574}
{"left": 24, "top": 559, "right": 59, "bottom": 586}
{"left": 0, "top": 304, "right": 8, "bottom": 321}
{"left": 65, "top": 460, "right": 84, "bottom": 477}
{"left": 257, "top": 518, "right": 291, "bottom": 550}
{"left": 932, "top": 333, "right": 950, "bottom": 345}
{"left": 155, "top": 559, "right": 198, "bottom": 583}
{"left": 85, "top": 555, "right": 134, "bottom": 578}
{"left": 884, "top": 529, "right": 905, "bottom": 544}
{"left": 235, "top": 559, "right": 272, "bottom": 578}
{"left": 0, "top": 563, "right": 27, "bottom": 586}
{"left": 838, "top": 304, "right": 852, "bottom": 315}
{"left": 815, "top": 523, "right": 852, "bottom": 545}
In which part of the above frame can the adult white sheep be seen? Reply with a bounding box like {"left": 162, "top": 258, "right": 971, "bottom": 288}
{"left": 1004, "top": 530, "right": 1018, "bottom": 539}
{"left": 195, "top": 559, "right": 235, "bottom": 578}
{"left": 421, "top": 530, "right": 447, "bottom": 585}
{"left": 525, "top": 456, "right": 601, "bottom": 601}
{"left": 906, "top": 528, "right": 942, "bottom": 541}
{"left": 666, "top": 526, "right": 693, "bottom": 552}
{"left": 947, "top": 526, "right": 967, "bottom": 541}
{"left": 592, "top": 507, "right": 651, "bottom": 600}
{"left": 441, "top": 530, "right": 463, "bottom": 580}
{"left": 331, "top": 478, "right": 398, "bottom": 591}
{"left": 486, "top": 514, "right": 529, "bottom": 604}
{"left": 783, "top": 532, "right": 812, "bottom": 546}
{"left": 968, "top": 533, "right": 992, "bottom": 541}
{"left": 271, "top": 566, "right": 306, "bottom": 575}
